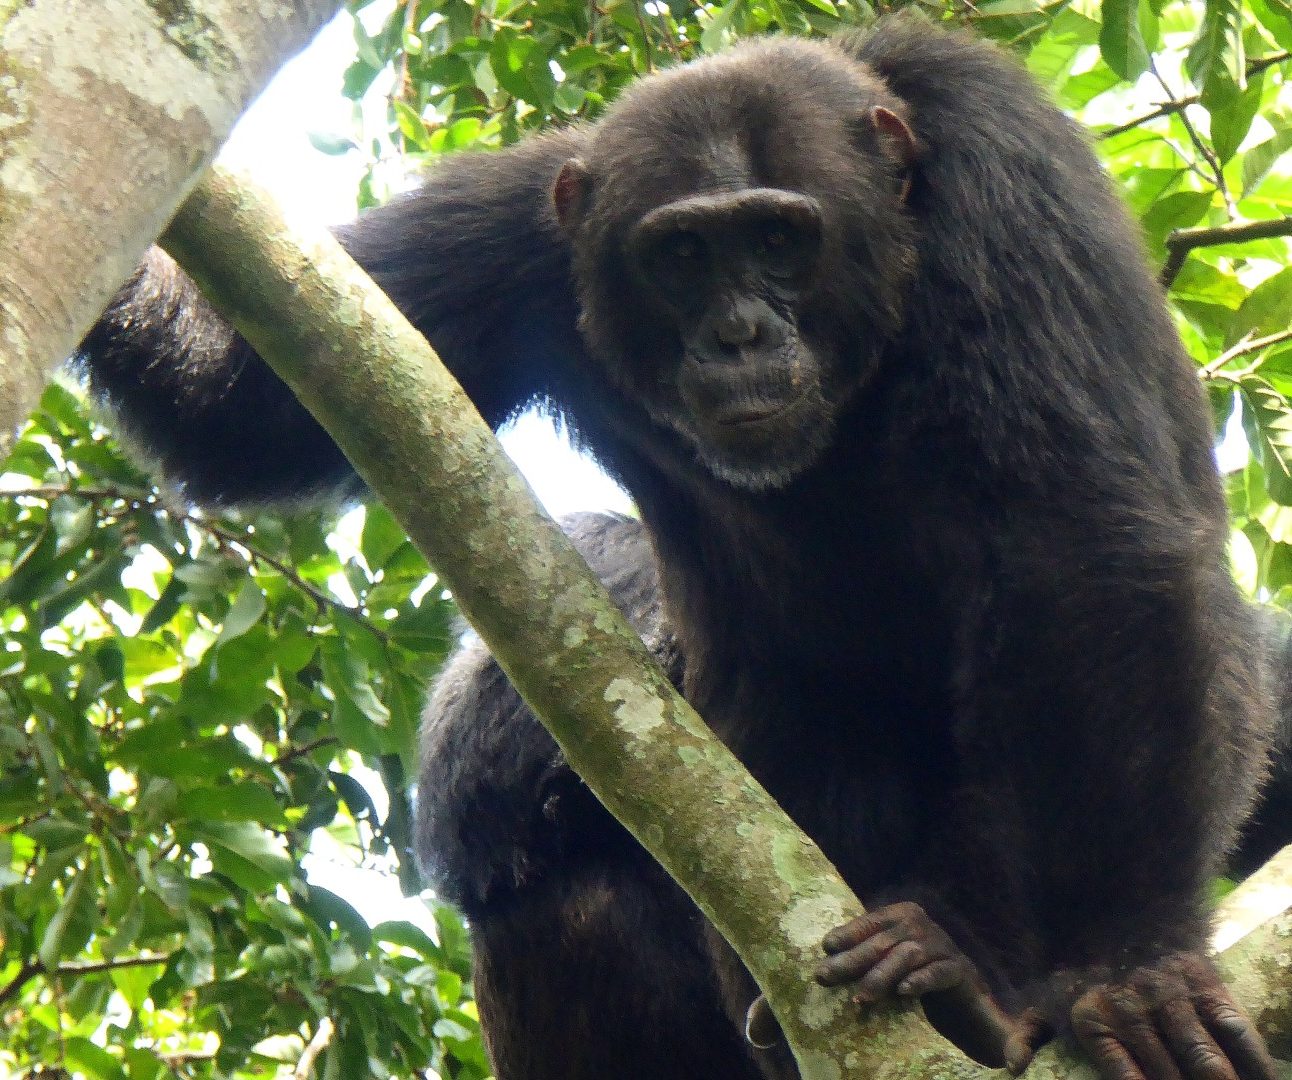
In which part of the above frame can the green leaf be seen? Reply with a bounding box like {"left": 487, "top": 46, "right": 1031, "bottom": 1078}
{"left": 489, "top": 31, "right": 556, "bottom": 107}
{"left": 26, "top": 816, "right": 89, "bottom": 852}
{"left": 361, "top": 504, "right": 409, "bottom": 571}
{"left": 63, "top": 1037, "right": 126, "bottom": 1080}
{"left": 554, "top": 81, "right": 588, "bottom": 114}
{"left": 1208, "top": 75, "right": 1262, "bottom": 164}
{"left": 309, "top": 130, "right": 360, "bottom": 156}
{"left": 1186, "top": 0, "right": 1244, "bottom": 103}
{"left": 101, "top": 896, "right": 144, "bottom": 959}
{"left": 1249, "top": 0, "right": 1292, "bottom": 50}
{"left": 139, "top": 574, "right": 186, "bottom": 634}
{"left": 1061, "top": 62, "right": 1124, "bottom": 108}
{"left": 1230, "top": 267, "right": 1292, "bottom": 344}
{"left": 1141, "top": 190, "right": 1213, "bottom": 256}
{"left": 195, "top": 821, "right": 295, "bottom": 891}
{"left": 1027, "top": 10, "right": 1100, "bottom": 88}
{"left": 393, "top": 100, "right": 432, "bottom": 150}
{"left": 373, "top": 920, "right": 443, "bottom": 960}
{"left": 39, "top": 868, "right": 93, "bottom": 969}
{"left": 301, "top": 884, "right": 373, "bottom": 945}
{"left": 700, "top": 0, "right": 743, "bottom": 54}
{"left": 1241, "top": 376, "right": 1292, "bottom": 504}
{"left": 110, "top": 959, "right": 165, "bottom": 1011}
{"left": 216, "top": 580, "right": 266, "bottom": 646}
{"left": 1242, "top": 121, "right": 1292, "bottom": 195}
{"left": 176, "top": 781, "right": 289, "bottom": 826}
{"left": 1170, "top": 259, "right": 1248, "bottom": 308}
{"left": 1230, "top": 526, "right": 1260, "bottom": 593}
{"left": 1100, "top": 0, "right": 1150, "bottom": 79}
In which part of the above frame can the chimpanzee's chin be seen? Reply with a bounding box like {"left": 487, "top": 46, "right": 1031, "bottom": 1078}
{"left": 696, "top": 403, "right": 834, "bottom": 493}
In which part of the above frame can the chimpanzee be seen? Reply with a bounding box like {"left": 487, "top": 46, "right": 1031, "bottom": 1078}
{"left": 78, "top": 16, "right": 1281, "bottom": 1080}
{"left": 423, "top": 513, "right": 1292, "bottom": 1077}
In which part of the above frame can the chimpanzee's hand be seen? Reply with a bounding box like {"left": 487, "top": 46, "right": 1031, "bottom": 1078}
{"left": 1056, "top": 953, "right": 1277, "bottom": 1080}
{"left": 815, "top": 901, "right": 1048, "bottom": 1072}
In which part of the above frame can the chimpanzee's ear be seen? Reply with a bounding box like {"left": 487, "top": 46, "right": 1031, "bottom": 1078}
{"left": 867, "top": 105, "right": 921, "bottom": 202}
{"left": 553, "top": 158, "right": 593, "bottom": 230}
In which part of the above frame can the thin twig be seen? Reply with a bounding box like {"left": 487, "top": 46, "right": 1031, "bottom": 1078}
{"left": 1101, "top": 100, "right": 1187, "bottom": 140}
{"left": 201, "top": 519, "right": 389, "bottom": 642}
{"left": 293, "top": 1017, "right": 335, "bottom": 1079}
{"left": 277, "top": 736, "right": 340, "bottom": 765}
{"left": 1199, "top": 329, "right": 1292, "bottom": 380}
{"left": 399, "top": 0, "right": 417, "bottom": 98}
{"left": 0, "top": 810, "right": 53, "bottom": 837}
{"left": 1150, "top": 61, "right": 1233, "bottom": 216}
{"left": 0, "top": 953, "right": 169, "bottom": 1011}
{"left": 1250, "top": 50, "right": 1292, "bottom": 76}
{"left": 633, "top": 0, "right": 655, "bottom": 72}
{"left": 1100, "top": 51, "right": 1291, "bottom": 141}
{"left": 0, "top": 961, "right": 38, "bottom": 1009}
{"left": 56, "top": 954, "right": 170, "bottom": 975}
{"left": 1162, "top": 217, "right": 1292, "bottom": 287}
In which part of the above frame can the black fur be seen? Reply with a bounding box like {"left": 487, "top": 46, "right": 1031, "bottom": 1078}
{"left": 422, "top": 512, "right": 1292, "bottom": 1074}
{"left": 78, "top": 18, "right": 1284, "bottom": 1079}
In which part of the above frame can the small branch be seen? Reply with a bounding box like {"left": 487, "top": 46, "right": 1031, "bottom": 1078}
{"left": 398, "top": 0, "right": 417, "bottom": 99}
{"left": 633, "top": 0, "right": 656, "bottom": 72}
{"left": 1162, "top": 217, "right": 1292, "bottom": 287}
{"left": 277, "top": 736, "right": 340, "bottom": 765}
{"left": 200, "top": 519, "right": 390, "bottom": 643}
{"left": 0, "top": 810, "right": 53, "bottom": 837}
{"left": 1200, "top": 329, "right": 1292, "bottom": 379}
{"left": 1101, "top": 100, "right": 1186, "bottom": 140}
{"left": 0, "top": 961, "right": 38, "bottom": 1009}
{"left": 293, "top": 1017, "right": 335, "bottom": 1079}
{"left": 1213, "top": 846, "right": 1292, "bottom": 952}
{"left": 0, "top": 953, "right": 169, "bottom": 1010}
{"left": 1150, "top": 62, "right": 1232, "bottom": 216}
{"left": 55, "top": 953, "right": 170, "bottom": 976}
{"left": 1250, "top": 51, "right": 1292, "bottom": 77}
{"left": 1101, "top": 52, "right": 1291, "bottom": 141}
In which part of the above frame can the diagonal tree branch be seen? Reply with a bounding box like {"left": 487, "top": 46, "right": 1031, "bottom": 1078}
{"left": 1162, "top": 217, "right": 1292, "bottom": 288}
{"left": 1101, "top": 52, "right": 1291, "bottom": 141}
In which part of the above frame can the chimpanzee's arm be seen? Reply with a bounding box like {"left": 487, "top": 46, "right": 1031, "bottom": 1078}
{"left": 76, "top": 130, "right": 588, "bottom": 505}
{"left": 977, "top": 502, "right": 1278, "bottom": 1080}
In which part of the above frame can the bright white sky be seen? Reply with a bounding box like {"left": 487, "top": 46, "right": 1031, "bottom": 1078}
{"left": 216, "top": 9, "right": 630, "bottom": 931}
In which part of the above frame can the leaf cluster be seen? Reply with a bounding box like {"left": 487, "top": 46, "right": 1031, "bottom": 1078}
{"left": 0, "top": 387, "right": 483, "bottom": 1079}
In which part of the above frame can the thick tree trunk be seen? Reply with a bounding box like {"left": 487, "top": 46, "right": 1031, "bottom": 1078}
{"left": 0, "top": 0, "right": 343, "bottom": 455}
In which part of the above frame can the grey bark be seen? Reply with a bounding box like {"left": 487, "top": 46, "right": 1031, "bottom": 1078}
{"left": 0, "top": 0, "right": 343, "bottom": 455}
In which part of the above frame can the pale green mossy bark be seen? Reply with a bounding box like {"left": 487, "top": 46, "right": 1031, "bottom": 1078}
{"left": 0, "top": 0, "right": 342, "bottom": 455}
{"left": 1215, "top": 847, "right": 1292, "bottom": 1062}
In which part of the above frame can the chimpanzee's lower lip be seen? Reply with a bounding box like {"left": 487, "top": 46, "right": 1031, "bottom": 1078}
{"left": 714, "top": 398, "right": 798, "bottom": 428}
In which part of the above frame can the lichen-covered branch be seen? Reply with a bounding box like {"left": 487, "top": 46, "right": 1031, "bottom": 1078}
{"left": 0, "top": 0, "right": 342, "bottom": 456}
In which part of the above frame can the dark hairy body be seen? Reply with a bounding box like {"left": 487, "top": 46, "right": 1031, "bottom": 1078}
{"left": 80, "top": 17, "right": 1283, "bottom": 1080}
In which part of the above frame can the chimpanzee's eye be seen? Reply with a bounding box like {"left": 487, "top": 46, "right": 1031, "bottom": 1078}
{"left": 761, "top": 223, "right": 792, "bottom": 250}
{"left": 665, "top": 231, "right": 703, "bottom": 261}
